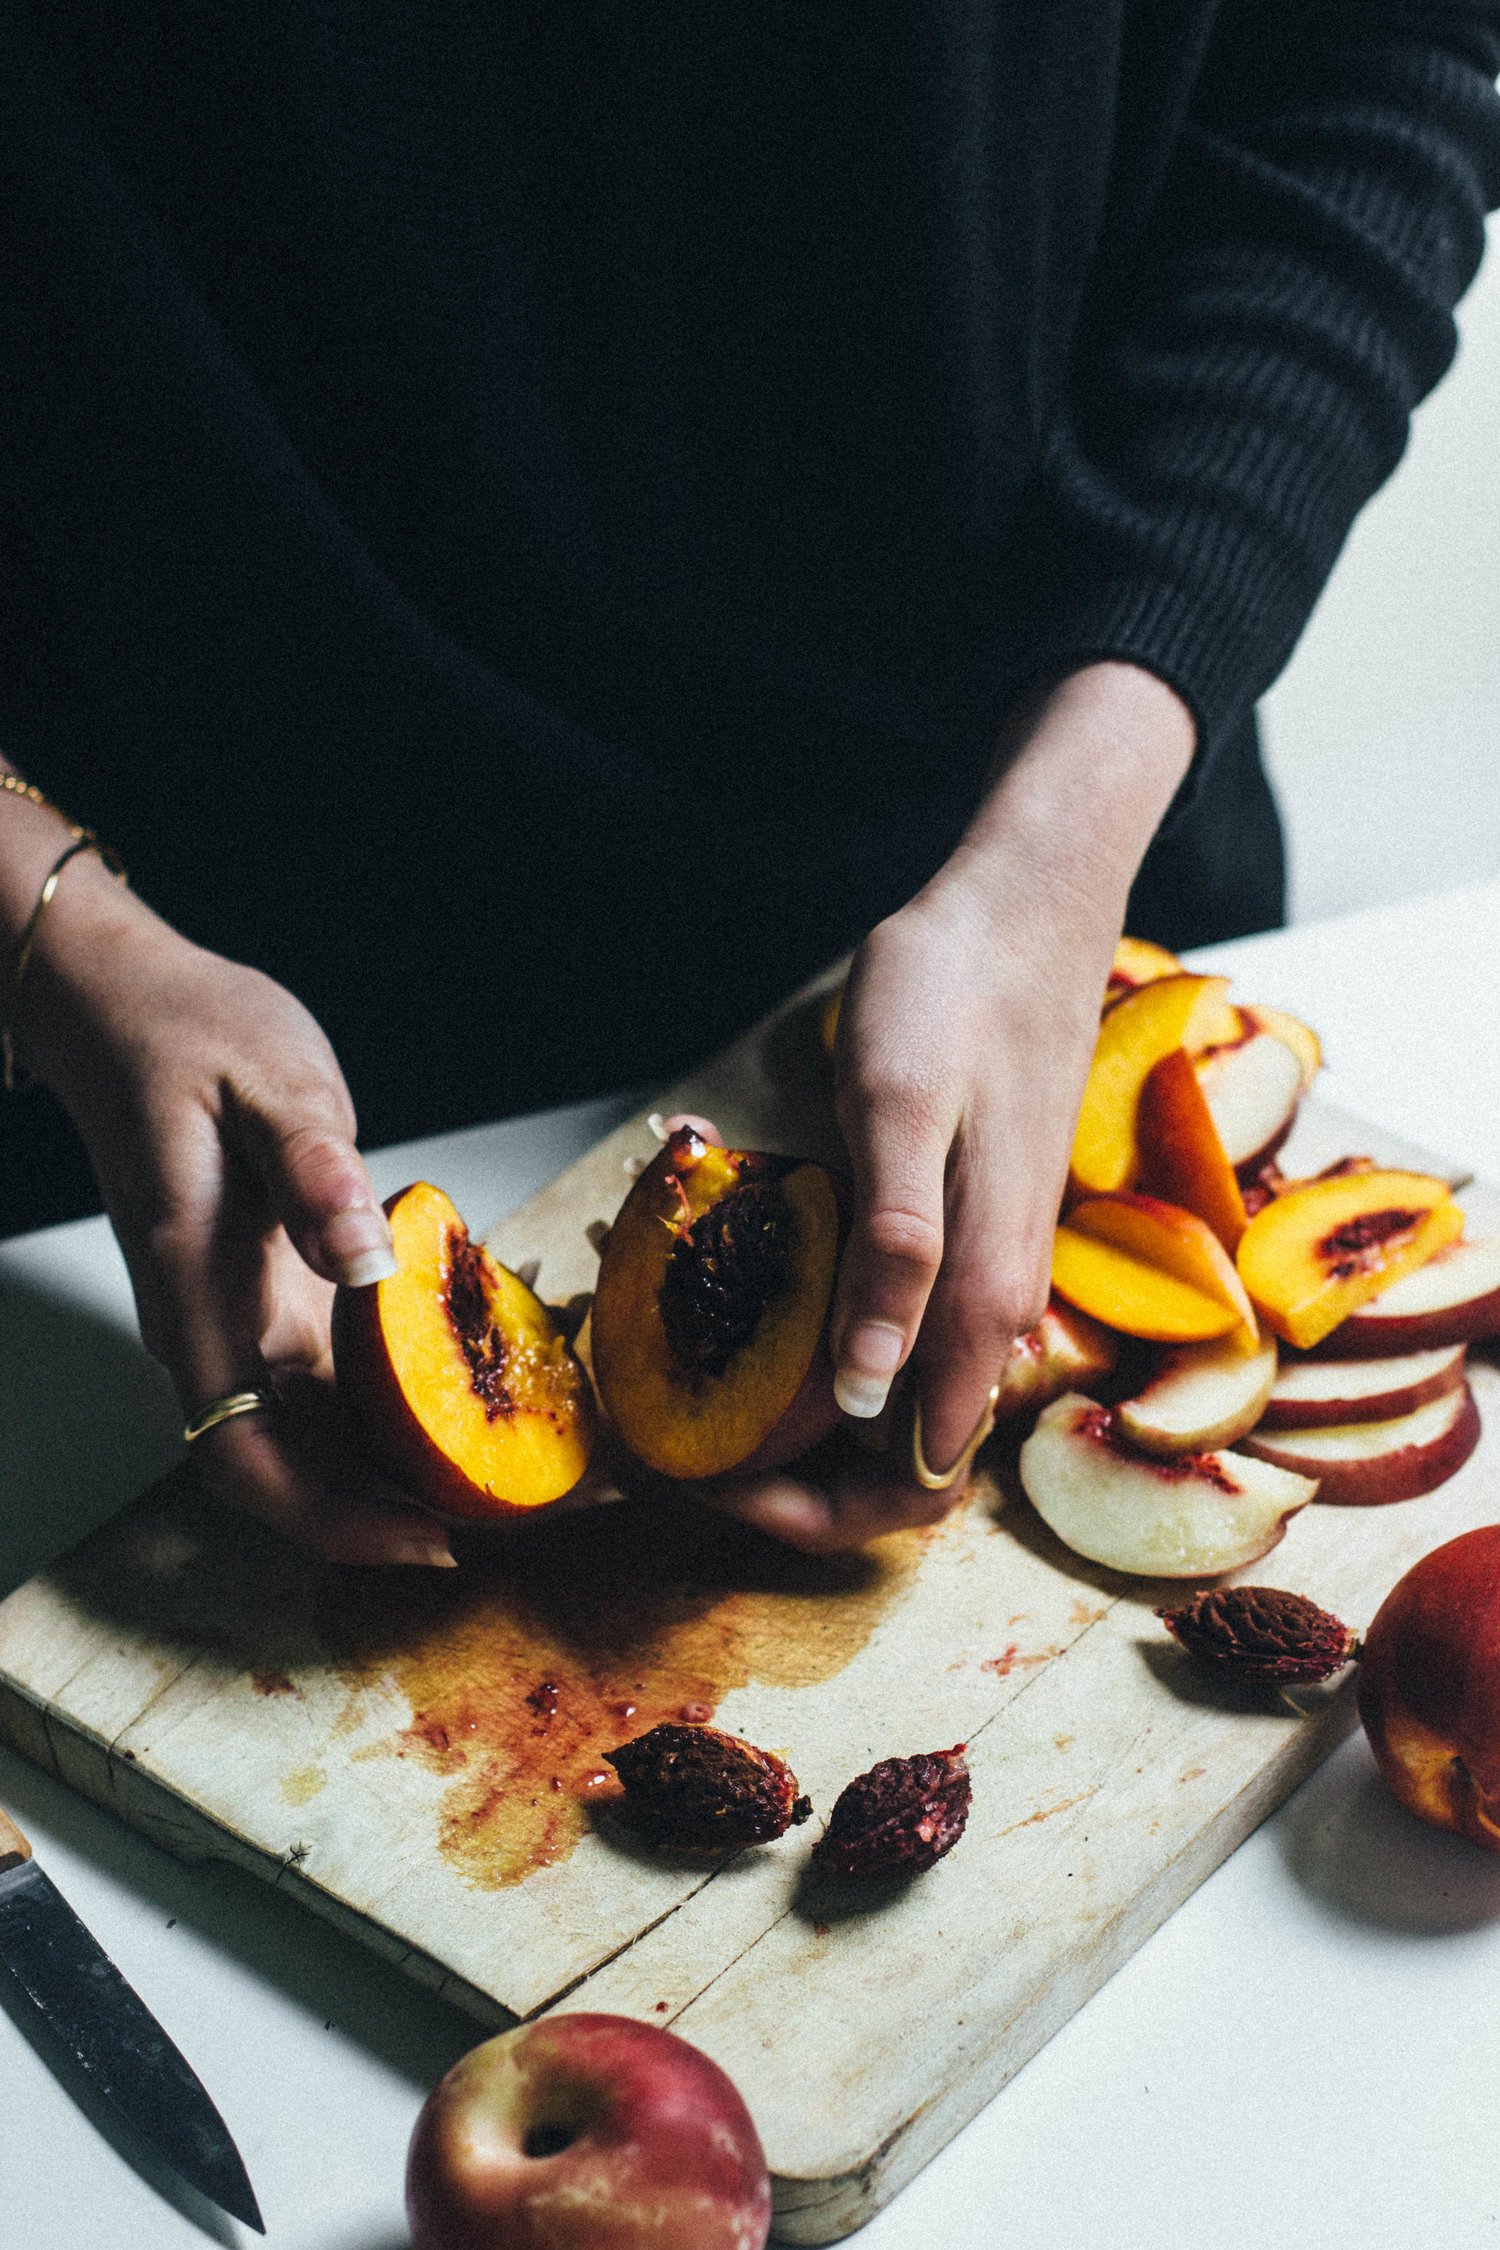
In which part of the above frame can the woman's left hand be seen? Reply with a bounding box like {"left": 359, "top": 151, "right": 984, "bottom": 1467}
{"left": 703, "top": 661, "right": 1196, "bottom": 1551}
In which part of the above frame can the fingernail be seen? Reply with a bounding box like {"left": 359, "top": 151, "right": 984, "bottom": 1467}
{"left": 834, "top": 1321, "right": 905, "bottom": 1419}
{"left": 392, "top": 1535, "right": 457, "bottom": 1568}
{"left": 324, "top": 1209, "right": 399, "bottom": 1287}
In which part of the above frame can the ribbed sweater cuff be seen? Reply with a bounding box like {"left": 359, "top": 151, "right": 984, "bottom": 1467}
{"left": 1025, "top": 568, "right": 1273, "bottom": 827}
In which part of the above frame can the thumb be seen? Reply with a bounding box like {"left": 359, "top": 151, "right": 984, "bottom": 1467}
{"left": 234, "top": 1097, "right": 398, "bottom": 1290}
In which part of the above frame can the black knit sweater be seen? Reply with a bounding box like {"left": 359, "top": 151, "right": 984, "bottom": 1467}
{"left": 5, "top": 2, "right": 1500, "bottom": 1161}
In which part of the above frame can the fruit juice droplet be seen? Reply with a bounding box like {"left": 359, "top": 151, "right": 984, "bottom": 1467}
{"left": 316, "top": 1492, "right": 923, "bottom": 1888}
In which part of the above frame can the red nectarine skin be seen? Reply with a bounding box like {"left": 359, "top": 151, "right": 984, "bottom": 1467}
{"left": 406, "top": 2015, "right": 772, "bottom": 2250}
{"left": 1358, "top": 1528, "right": 1500, "bottom": 1850}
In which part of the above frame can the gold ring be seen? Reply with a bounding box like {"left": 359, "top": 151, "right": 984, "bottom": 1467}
{"left": 911, "top": 1383, "right": 1002, "bottom": 1492}
{"left": 183, "top": 1389, "right": 276, "bottom": 1444}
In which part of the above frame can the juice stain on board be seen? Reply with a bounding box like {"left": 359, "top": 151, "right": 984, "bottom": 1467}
{"left": 317, "top": 1492, "right": 924, "bottom": 1890}
{"left": 43, "top": 1466, "right": 925, "bottom": 1895}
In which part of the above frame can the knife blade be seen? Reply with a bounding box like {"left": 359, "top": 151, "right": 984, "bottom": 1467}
{"left": 0, "top": 1805, "right": 263, "bottom": 2232}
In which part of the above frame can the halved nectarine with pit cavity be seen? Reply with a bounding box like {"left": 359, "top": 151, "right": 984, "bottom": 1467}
{"left": 591, "top": 1128, "right": 843, "bottom": 1480}
{"left": 1236, "top": 1168, "right": 1464, "bottom": 1351}
{"left": 332, "top": 1183, "right": 595, "bottom": 1521}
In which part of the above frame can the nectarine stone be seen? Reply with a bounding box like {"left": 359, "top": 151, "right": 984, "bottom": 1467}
{"left": 333, "top": 1182, "right": 595, "bottom": 1521}
{"left": 592, "top": 1129, "right": 842, "bottom": 1479}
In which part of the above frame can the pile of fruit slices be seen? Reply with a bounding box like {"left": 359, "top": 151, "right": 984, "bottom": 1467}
{"left": 1015, "top": 938, "right": 1496, "bottom": 1578}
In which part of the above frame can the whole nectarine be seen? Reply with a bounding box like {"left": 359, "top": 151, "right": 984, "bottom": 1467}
{"left": 1358, "top": 1528, "right": 1500, "bottom": 1848}
{"left": 406, "top": 2015, "right": 772, "bottom": 2250}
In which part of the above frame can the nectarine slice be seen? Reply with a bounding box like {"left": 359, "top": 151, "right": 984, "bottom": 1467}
{"left": 1316, "top": 1235, "right": 1500, "bottom": 1356}
{"left": 993, "top": 1300, "right": 1119, "bottom": 1421}
{"left": 1243, "top": 1003, "right": 1322, "bottom": 1091}
{"left": 1138, "top": 1046, "right": 1248, "bottom": 1251}
{"left": 592, "top": 1128, "right": 842, "bottom": 1479}
{"left": 332, "top": 1182, "right": 595, "bottom": 1521}
{"left": 1236, "top": 1169, "right": 1464, "bottom": 1350}
{"left": 1118, "top": 1333, "right": 1277, "bottom": 1457}
{"left": 1105, "top": 935, "right": 1183, "bottom": 1001}
{"left": 1240, "top": 1380, "right": 1480, "bottom": 1506}
{"left": 1020, "top": 1393, "right": 1315, "bottom": 1578}
{"left": 1053, "top": 1193, "right": 1258, "bottom": 1346}
{"left": 1192, "top": 1024, "right": 1303, "bottom": 1171}
{"left": 1262, "top": 1342, "right": 1467, "bottom": 1428}
{"left": 1070, "top": 975, "right": 1230, "bottom": 1197}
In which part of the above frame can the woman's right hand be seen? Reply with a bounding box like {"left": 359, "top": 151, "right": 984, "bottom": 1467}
{"left": 13, "top": 847, "right": 458, "bottom": 1566}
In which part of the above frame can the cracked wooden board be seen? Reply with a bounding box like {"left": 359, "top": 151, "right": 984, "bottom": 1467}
{"left": 0, "top": 971, "right": 1494, "bottom": 2240}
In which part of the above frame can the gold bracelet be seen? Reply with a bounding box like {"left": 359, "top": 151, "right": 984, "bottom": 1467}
{"left": 1, "top": 779, "right": 128, "bottom": 1091}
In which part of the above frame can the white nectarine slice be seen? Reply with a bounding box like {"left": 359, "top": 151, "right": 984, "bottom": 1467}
{"left": 1055, "top": 1193, "right": 1257, "bottom": 1347}
{"left": 1118, "top": 1333, "right": 1278, "bottom": 1457}
{"left": 993, "top": 1300, "right": 1120, "bottom": 1421}
{"left": 1138, "top": 1046, "right": 1248, "bottom": 1251}
{"left": 1239, "top": 1380, "right": 1480, "bottom": 1506}
{"left": 1262, "top": 1342, "right": 1467, "bottom": 1428}
{"left": 1237, "top": 1169, "right": 1464, "bottom": 1350}
{"left": 1193, "top": 1026, "right": 1303, "bottom": 1171}
{"left": 1019, "top": 1393, "right": 1315, "bottom": 1578}
{"left": 1070, "top": 975, "right": 1231, "bottom": 1197}
{"left": 1243, "top": 1004, "right": 1322, "bottom": 1091}
{"left": 1317, "top": 1235, "right": 1500, "bottom": 1355}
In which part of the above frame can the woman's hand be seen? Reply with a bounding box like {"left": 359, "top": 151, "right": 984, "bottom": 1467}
{"left": 705, "top": 662, "right": 1196, "bottom": 1550}
{"left": 14, "top": 858, "right": 455, "bottom": 1566}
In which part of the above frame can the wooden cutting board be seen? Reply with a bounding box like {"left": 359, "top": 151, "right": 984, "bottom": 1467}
{"left": 1, "top": 973, "right": 1496, "bottom": 2242}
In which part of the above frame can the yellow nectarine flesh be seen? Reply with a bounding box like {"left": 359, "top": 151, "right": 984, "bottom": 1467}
{"left": 333, "top": 1182, "right": 595, "bottom": 1520}
{"left": 1053, "top": 1193, "right": 1257, "bottom": 1345}
{"left": 1070, "top": 975, "right": 1232, "bottom": 1198}
{"left": 1236, "top": 1169, "right": 1464, "bottom": 1350}
{"left": 592, "top": 1130, "right": 842, "bottom": 1480}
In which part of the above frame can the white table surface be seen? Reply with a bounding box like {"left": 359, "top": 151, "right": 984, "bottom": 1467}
{"left": 4, "top": 879, "right": 1500, "bottom": 2250}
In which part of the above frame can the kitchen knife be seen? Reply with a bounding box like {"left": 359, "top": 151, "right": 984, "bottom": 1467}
{"left": 0, "top": 1804, "right": 264, "bottom": 2232}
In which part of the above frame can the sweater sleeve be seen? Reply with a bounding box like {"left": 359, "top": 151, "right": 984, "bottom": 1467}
{"left": 1026, "top": 2, "right": 1500, "bottom": 769}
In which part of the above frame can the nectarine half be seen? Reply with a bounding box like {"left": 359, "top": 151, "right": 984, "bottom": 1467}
{"left": 332, "top": 1182, "right": 596, "bottom": 1522}
{"left": 592, "top": 1128, "right": 843, "bottom": 1480}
